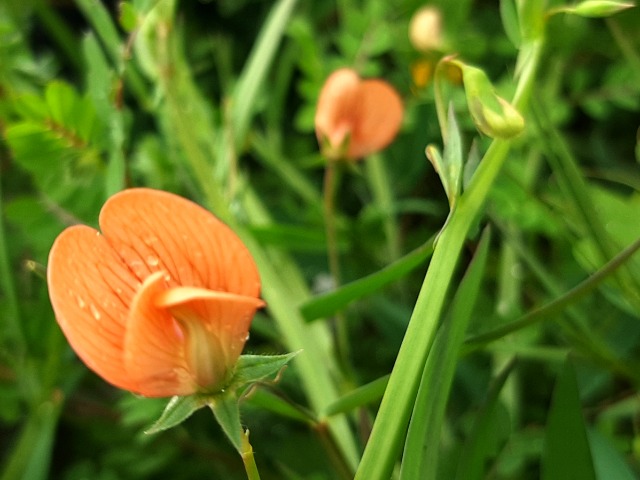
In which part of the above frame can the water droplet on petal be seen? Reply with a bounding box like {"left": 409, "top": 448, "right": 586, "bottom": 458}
{"left": 144, "top": 236, "right": 158, "bottom": 245}
{"left": 146, "top": 255, "right": 159, "bottom": 267}
{"left": 89, "top": 304, "right": 101, "bottom": 320}
{"left": 77, "top": 296, "right": 86, "bottom": 309}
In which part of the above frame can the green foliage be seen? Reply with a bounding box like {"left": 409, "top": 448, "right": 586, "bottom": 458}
{"left": 1, "top": 0, "right": 640, "bottom": 479}
{"left": 542, "top": 359, "right": 597, "bottom": 480}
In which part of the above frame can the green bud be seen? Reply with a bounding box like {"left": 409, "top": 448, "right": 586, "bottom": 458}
{"left": 458, "top": 63, "right": 525, "bottom": 139}
{"left": 119, "top": 2, "right": 138, "bottom": 33}
{"left": 567, "top": 0, "right": 635, "bottom": 17}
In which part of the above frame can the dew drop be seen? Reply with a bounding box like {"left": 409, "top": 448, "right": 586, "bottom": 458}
{"left": 144, "top": 236, "right": 159, "bottom": 245}
{"left": 77, "top": 296, "right": 86, "bottom": 309}
{"left": 146, "top": 256, "right": 159, "bottom": 267}
{"left": 89, "top": 304, "right": 101, "bottom": 320}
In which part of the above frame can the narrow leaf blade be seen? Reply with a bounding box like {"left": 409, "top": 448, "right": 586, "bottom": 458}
{"left": 541, "top": 359, "right": 597, "bottom": 480}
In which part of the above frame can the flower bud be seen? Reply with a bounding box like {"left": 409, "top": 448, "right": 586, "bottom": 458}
{"left": 458, "top": 63, "right": 524, "bottom": 139}
{"left": 409, "top": 6, "right": 443, "bottom": 52}
{"left": 563, "top": 0, "right": 634, "bottom": 17}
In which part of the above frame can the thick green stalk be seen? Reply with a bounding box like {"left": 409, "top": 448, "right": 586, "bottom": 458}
{"left": 354, "top": 38, "right": 544, "bottom": 479}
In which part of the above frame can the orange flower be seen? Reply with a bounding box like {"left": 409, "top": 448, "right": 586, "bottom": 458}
{"left": 47, "top": 188, "right": 264, "bottom": 398}
{"left": 315, "top": 68, "right": 404, "bottom": 161}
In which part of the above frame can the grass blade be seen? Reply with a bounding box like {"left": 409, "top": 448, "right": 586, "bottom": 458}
{"left": 400, "top": 228, "right": 491, "bottom": 480}
{"left": 541, "top": 358, "right": 597, "bottom": 480}
{"left": 300, "top": 236, "right": 435, "bottom": 322}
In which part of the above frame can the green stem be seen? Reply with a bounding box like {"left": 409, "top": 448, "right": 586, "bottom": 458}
{"left": 354, "top": 37, "right": 544, "bottom": 480}
{"left": 240, "top": 431, "right": 261, "bottom": 480}
{"left": 324, "top": 161, "right": 342, "bottom": 287}
{"left": 323, "top": 161, "right": 352, "bottom": 375}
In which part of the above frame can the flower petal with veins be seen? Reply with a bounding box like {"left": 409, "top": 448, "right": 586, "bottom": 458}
{"left": 47, "top": 188, "right": 264, "bottom": 398}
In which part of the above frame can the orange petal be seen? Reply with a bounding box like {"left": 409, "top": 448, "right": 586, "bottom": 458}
{"left": 315, "top": 68, "right": 361, "bottom": 155}
{"left": 156, "top": 286, "right": 264, "bottom": 391}
{"left": 348, "top": 79, "right": 404, "bottom": 159}
{"left": 123, "top": 271, "right": 194, "bottom": 397}
{"left": 47, "top": 225, "right": 140, "bottom": 392}
{"left": 98, "top": 189, "right": 261, "bottom": 299}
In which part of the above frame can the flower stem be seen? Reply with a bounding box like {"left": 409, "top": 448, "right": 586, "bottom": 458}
{"left": 240, "top": 430, "right": 261, "bottom": 480}
{"left": 323, "top": 160, "right": 351, "bottom": 370}
{"left": 323, "top": 160, "right": 342, "bottom": 285}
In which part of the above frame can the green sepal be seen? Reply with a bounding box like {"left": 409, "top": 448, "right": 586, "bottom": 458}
{"left": 145, "top": 395, "right": 208, "bottom": 435}
{"left": 145, "top": 352, "right": 300, "bottom": 440}
{"left": 232, "top": 351, "right": 301, "bottom": 387}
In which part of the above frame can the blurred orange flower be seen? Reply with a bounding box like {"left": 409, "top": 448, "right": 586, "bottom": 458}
{"left": 47, "top": 188, "right": 264, "bottom": 398}
{"left": 315, "top": 68, "right": 403, "bottom": 161}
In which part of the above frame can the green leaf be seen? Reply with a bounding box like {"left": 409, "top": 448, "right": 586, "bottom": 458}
{"left": 559, "top": 0, "right": 635, "bottom": 17}
{"left": 541, "top": 359, "right": 597, "bottom": 480}
{"left": 300, "top": 237, "right": 435, "bottom": 322}
{"left": 232, "top": 351, "right": 300, "bottom": 386}
{"left": 324, "top": 375, "right": 389, "bottom": 417}
{"left": 588, "top": 429, "right": 637, "bottom": 480}
{"left": 426, "top": 105, "right": 463, "bottom": 209}
{"left": 144, "top": 395, "right": 208, "bottom": 435}
{"left": 400, "top": 227, "right": 491, "bottom": 480}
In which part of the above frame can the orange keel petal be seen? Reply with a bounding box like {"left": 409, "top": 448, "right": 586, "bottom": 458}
{"left": 156, "top": 286, "right": 262, "bottom": 391}
{"left": 123, "top": 272, "right": 194, "bottom": 397}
